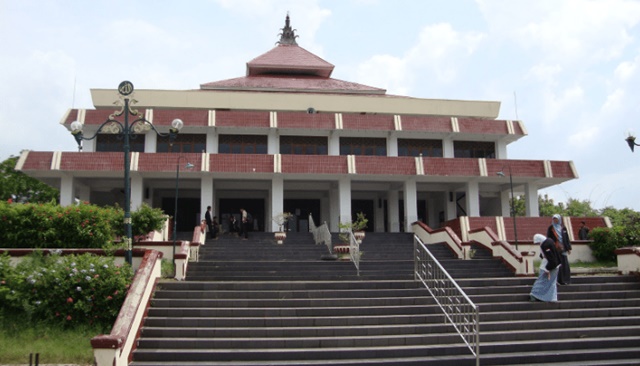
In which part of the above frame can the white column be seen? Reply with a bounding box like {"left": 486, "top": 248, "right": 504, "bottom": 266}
{"left": 338, "top": 177, "right": 351, "bottom": 230}
{"left": 445, "top": 191, "right": 457, "bottom": 220}
{"left": 443, "top": 138, "right": 454, "bottom": 158}
{"left": 501, "top": 189, "right": 511, "bottom": 217}
{"left": 130, "top": 175, "right": 144, "bottom": 211}
{"left": 268, "top": 130, "right": 279, "bottom": 155}
{"left": 328, "top": 132, "right": 340, "bottom": 156}
{"left": 201, "top": 176, "right": 214, "bottom": 217}
{"left": 375, "top": 196, "right": 384, "bottom": 232}
{"left": 525, "top": 182, "right": 539, "bottom": 217}
{"left": 387, "top": 135, "right": 398, "bottom": 157}
{"left": 145, "top": 131, "right": 157, "bottom": 153}
{"left": 403, "top": 179, "right": 417, "bottom": 232}
{"left": 60, "top": 175, "right": 75, "bottom": 206}
{"left": 206, "top": 130, "right": 217, "bottom": 154}
{"left": 496, "top": 140, "right": 507, "bottom": 159}
{"left": 465, "top": 180, "right": 480, "bottom": 217}
{"left": 388, "top": 190, "right": 399, "bottom": 232}
{"left": 271, "top": 176, "right": 284, "bottom": 232}
{"left": 329, "top": 185, "right": 339, "bottom": 231}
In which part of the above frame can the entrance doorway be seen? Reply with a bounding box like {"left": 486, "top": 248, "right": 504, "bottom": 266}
{"left": 161, "top": 197, "right": 200, "bottom": 232}
{"left": 283, "top": 199, "right": 320, "bottom": 232}
{"left": 352, "top": 199, "right": 374, "bottom": 232}
{"left": 219, "top": 198, "right": 265, "bottom": 232}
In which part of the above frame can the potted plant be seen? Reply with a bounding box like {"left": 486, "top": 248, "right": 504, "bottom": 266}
{"left": 352, "top": 212, "right": 368, "bottom": 243}
{"left": 272, "top": 212, "right": 292, "bottom": 244}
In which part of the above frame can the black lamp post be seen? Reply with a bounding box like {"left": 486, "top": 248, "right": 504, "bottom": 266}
{"left": 497, "top": 166, "right": 518, "bottom": 250}
{"left": 626, "top": 135, "right": 640, "bottom": 152}
{"left": 172, "top": 157, "right": 194, "bottom": 274}
{"left": 69, "top": 81, "right": 184, "bottom": 265}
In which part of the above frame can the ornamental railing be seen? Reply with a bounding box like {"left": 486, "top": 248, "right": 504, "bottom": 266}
{"left": 348, "top": 230, "right": 360, "bottom": 276}
{"left": 309, "top": 214, "right": 332, "bottom": 255}
{"left": 413, "top": 235, "right": 479, "bottom": 365}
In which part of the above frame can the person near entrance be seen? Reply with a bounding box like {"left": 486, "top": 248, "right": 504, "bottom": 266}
{"left": 205, "top": 206, "right": 217, "bottom": 239}
{"left": 240, "top": 208, "right": 250, "bottom": 239}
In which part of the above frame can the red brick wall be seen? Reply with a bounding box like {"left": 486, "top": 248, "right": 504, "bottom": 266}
{"left": 20, "top": 152, "right": 54, "bottom": 170}
{"left": 281, "top": 155, "right": 347, "bottom": 174}
{"left": 457, "top": 118, "right": 508, "bottom": 135}
{"left": 153, "top": 109, "right": 208, "bottom": 127}
{"left": 216, "top": 111, "right": 270, "bottom": 128}
{"left": 210, "top": 154, "right": 273, "bottom": 173}
{"left": 424, "top": 157, "right": 480, "bottom": 176}
{"left": 59, "top": 152, "right": 123, "bottom": 171}
{"left": 486, "top": 159, "right": 546, "bottom": 178}
{"left": 341, "top": 114, "right": 394, "bottom": 131}
{"left": 137, "top": 153, "right": 202, "bottom": 172}
{"left": 550, "top": 161, "right": 576, "bottom": 178}
{"left": 401, "top": 116, "right": 452, "bottom": 132}
{"left": 278, "top": 112, "right": 334, "bottom": 129}
{"left": 468, "top": 217, "right": 498, "bottom": 234}
{"left": 355, "top": 156, "right": 415, "bottom": 175}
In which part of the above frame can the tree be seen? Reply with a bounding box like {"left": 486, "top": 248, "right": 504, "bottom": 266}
{"left": 564, "top": 198, "right": 598, "bottom": 217}
{"left": 0, "top": 155, "right": 59, "bottom": 203}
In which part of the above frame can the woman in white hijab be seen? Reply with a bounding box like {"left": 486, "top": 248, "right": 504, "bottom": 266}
{"left": 530, "top": 234, "right": 562, "bottom": 302}
{"left": 546, "top": 214, "right": 572, "bottom": 285}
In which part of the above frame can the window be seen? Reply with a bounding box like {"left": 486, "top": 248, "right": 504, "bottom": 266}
{"left": 157, "top": 134, "right": 206, "bottom": 153}
{"left": 340, "top": 137, "right": 387, "bottom": 156}
{"left": 398, "top": 139, "right": 443, "bottom": 157}
{"left": 453, "top": 141, "right": 495, "bottom": 159}
{"left": 280, "top": 136, "right": 328, "bottom": 155}
{"left": 218, "top": 135, "right": 268, "bottom": 154}
{"left": 96, "top": 134, "right": 145, "bottom": 152}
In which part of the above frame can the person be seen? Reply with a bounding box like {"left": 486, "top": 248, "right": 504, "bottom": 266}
{"left": 530, "top": 234, "right": 562, "bottom": 302}
{"left": 546, "top": 214, "right": 572, "bottom": 285}
{"left": 228, "top": 215, "right": 239, "bottom": 235}
{"left": 205, "top": 206, "right": 215, "bottom": 240}
{"left": 240, "top": 208, "right": 250, "bottom": 239}
{"left": 578, "top": 221, "right": 590, "bottom": 240}
{"left": 211, "top": 215, "right": 219, "bottom": 239}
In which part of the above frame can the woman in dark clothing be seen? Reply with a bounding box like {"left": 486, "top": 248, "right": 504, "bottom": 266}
{"left": 546, "top": 214, "right": 572, "bottom": 285}
{"left": 530, "top": 234, "right": 562, "bottom": 302}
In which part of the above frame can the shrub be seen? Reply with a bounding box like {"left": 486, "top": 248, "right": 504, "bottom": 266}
{"left": 589, "top": 226, "right": 628, "bottom": 262}
{"left": 0, "top": 201, "right": 167, "bottom": 249}
{"left": 0, "top": 251, "right": 133, "bottom": 330}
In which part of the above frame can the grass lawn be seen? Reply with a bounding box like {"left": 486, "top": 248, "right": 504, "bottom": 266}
{"left": 0, "top": 316, "right": 100, "bottom": 365}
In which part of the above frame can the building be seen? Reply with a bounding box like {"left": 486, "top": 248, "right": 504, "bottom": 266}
{"left": 16, "top": 15, "right": 577, "bottom": 234}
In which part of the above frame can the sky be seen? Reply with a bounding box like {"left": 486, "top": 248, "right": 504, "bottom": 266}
{"left": 2, "top": 0, "right": 640, "bottom": 211}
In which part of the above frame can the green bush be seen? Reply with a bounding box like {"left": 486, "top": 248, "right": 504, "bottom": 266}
{"left": 0, "top": 251, "right": 132, "bottom": 330}
{"left": 0, "top": 201, "right": 168, "bottom": 249}
{"left": 589, "top": 226, "right": 628, "bottom": 262}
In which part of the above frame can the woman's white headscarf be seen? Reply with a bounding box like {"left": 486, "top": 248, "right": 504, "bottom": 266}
{"left": 533, "top": 234, "right": 546, "bottom": 245}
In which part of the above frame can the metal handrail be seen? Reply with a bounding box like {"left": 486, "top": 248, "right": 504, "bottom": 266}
{"left": 309, "top": 214, "right": 332, "bottom": 254}
{"left": 414, "top": 235, "right": 480, "bottom": 365}
{"left": 348, "top": 230, "right": 360, "bottom": 276}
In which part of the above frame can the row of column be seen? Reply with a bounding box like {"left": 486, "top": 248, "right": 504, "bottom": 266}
{"left": 59, "top": 175, "right": 540, "bottom": 231}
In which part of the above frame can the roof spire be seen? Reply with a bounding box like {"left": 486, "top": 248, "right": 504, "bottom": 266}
{"left": 277, "top": 12, "right": 298, "bottom": 45}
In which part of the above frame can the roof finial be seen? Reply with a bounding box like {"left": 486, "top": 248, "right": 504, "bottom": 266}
{"left": 277, "top": 12, "right": 298, "bottom": 45}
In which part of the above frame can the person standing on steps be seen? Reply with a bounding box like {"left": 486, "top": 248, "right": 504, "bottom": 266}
{"left": 205, "top": 206, "right": 215, "bottom": 240}
{"left": 530, "top": 234, "right": 562, "bottom": 302}
{"left": 240, "top": 208, "right": 250, "bottom": 240}
{"left": 547, "top": 214, "right": 572, "bottom": 285}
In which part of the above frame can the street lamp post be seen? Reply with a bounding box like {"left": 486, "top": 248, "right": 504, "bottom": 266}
{"left": 172, "top": 157, "right": 194, "bottom": 275}
{"left": 70, "top": 81, "right": 184, "bottom": 265}
{"left": 497, "top": 166, "right": 518, "bottom": 250}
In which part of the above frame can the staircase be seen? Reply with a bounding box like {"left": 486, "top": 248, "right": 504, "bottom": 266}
{"left": 131, "top": 232, "right": 640, "bottom": 365}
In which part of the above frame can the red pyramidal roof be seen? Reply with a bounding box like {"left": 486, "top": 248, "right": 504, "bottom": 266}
{"left": 200, "top": 14, "right": 385, "bottom": 95}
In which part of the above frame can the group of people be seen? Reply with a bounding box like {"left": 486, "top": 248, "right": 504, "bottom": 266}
{"left": 205, "top": 206, "right": 251, "bottom": 240}
{"left": 529, "top": 214, "right": 589, "bottom": 303}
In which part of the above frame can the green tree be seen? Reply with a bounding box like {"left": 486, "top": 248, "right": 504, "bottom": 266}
{"left": 0, "top": 155, "right": 58, "bottom": 203}
{"left": 564, "top": 198, "right": 598, "bottom": 217}
{"left": 538, "top": 194, "right": 564, "bottom": 217}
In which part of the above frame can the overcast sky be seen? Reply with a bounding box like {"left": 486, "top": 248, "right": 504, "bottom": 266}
{"left": 2, "top": 0, "right": 640, "bottom": 211}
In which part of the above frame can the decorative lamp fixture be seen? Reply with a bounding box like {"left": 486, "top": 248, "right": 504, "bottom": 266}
{"left": 69, "top": 81, "right": 184, "bottom": 265}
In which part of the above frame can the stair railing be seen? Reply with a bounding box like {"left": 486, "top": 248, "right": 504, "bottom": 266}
{"left": 345, "top": 230, "right": 360, "bottom": 276}
{"left": 414, "top": 235, "right": 480, "bottom": 366}
{"left": 309, "top": 214, "right": 332, "bottom": 255}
